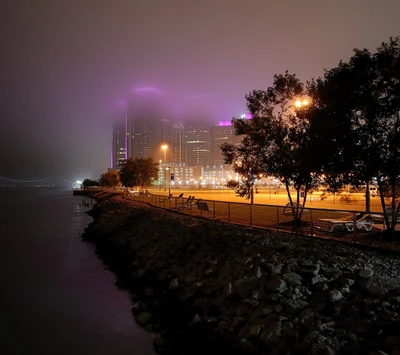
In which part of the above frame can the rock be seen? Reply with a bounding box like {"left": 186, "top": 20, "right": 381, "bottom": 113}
{"left": 268, "top": 263, "right": 283, "bottom": 275}
{"left": 341, "top": 278, "right": 355, "bottom": 287}
{"left": 322, "top": 267, "right": 340, "bottom": 275}
{"left": 249, "top": 325, "right": 261, "bottom": 338}
{"left": 224, "top": 282, "right": 235, "bottom": 298}
{"left": 85, "top": 197, "right": 400, "bottom": 355}
{"left": 301, "top": 331, "right": 320, "bottom": 349}
{"left": 191, "top": 314, "right": 201, "bottom": 325}
{"left": 169, "top": 278, "right": 179, "bottom": 289}
{"left": 283, "top": 299, "right": 309, "bottom": 313}
{"left": 266, "top": 278, "right": 287, "bottom": 292}
{"left": 283, "top": 321, "right": 294, "bottom": 332}
{"left": 239, "top": 323, "right": 250, "bottom": 338}
{"left": 327, "top": 290, "right": 344, "bottom": 302}
{"left": 309, "top": 342, "right": 335, "bottom": 354}
{"left": 255, "top": 266, "right": 263, "bottom": 278}
{"left": 358, "top": 276, "right": 400, "bottom": 297}
{"left": 206, "top": 317, "right": 218, "bottom": 323}
{"left": 262, "top": 306, "right": 274, "bottom": 315}
{"left": 235, "top": 277, "right": 259, "bottom": 298}
{"left": 299, "top": 263, "right": 320, "bottom": 277}
{"left": 244, "top": 257, "right": 252, "bottom": 265}
{"left": 260, "top": 329, "right": 280, "bottom": 347}
{"left": 359, "top": 267, "right": 374, "bottom": 278}
{"left": 340, "top": 286, "right": 350, "bottom": 294}
{"left": 282, "top": 272, "right": 303, "bottom": 286}
{"left": 232, "top": 317, "right": 245, "bottom": 329}
{"left": 315, "top": 282, "right": 329, "bottom": 291}
{"left": 311, "top": 274, "right": 327, "bottom": 285}
{"left": 273, "top": 242, "right": 291, "bottom": 251}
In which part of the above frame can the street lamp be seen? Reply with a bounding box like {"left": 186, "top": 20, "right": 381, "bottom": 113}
{"left": 159, "top": 159, "right": 162, "bottom": 190}
{"left": 166, "top": 167, "right": 170, "bottom": 194}
{"left": 161, "top": 145, "right": 168, "bottom": 192}
{"left": 294, "top": 98, "right": 310, "bottom": 108}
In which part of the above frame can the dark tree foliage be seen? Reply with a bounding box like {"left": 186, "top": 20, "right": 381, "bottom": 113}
{"left": 119, "top": 157, "right": 159, "bottom": 191}
{"left": 222, "top": 72, "right": 321, "bottom": 222}
{"left": 310, "top": 37, "right": 400, "bottom": 231}
{"left": 221, "top": 134, "right": 263, "bottom": 203}
{"left": 82, "top": 178, "right": 99, "bottom": 188}
{"left": 99, "top": 170, "right": 121, "bottom": 189}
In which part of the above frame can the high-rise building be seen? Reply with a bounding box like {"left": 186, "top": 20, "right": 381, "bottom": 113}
{"left": 161, "top": 118, "right": 173, "bottom": 145}
{"left": 110, "top": 102, "right": 127, "bottom": 169}
{"left": 172, "top": 123, "right": 184, "bottom": 165}
{"left": 210, "top": 121, "right": 241, "bottom": 166}
{"left": 126, "top": 88, "right": 165, "bottom": 160}
{"left": 184, "top": 124, "right": 211, "bottom": 166}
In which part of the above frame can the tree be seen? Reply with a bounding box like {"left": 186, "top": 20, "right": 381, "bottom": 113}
{"left": 81, "top": 178, "right": 99, "bottom": 189}
{"left": 222, "top": 72, "right": 321, "bottom": 223}
{"left": 99, "top": 170, "right": 121, "bottom": 190}
{"left": 119, "top": 157, "right": 159, "bottom": 192}
{"left": 310, "top": 37, "right": 400, "bottom": 232}
{"left": 221, "top": 132, "right": 263, "bottom": 204}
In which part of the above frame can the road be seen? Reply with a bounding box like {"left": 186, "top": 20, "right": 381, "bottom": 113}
{"left": 149, "top": 188, "right": 385, "bottom": 213}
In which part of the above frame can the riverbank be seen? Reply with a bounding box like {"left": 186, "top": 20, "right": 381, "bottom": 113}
{"left": 82, "top": 195, "right": 400, "bottom": 354}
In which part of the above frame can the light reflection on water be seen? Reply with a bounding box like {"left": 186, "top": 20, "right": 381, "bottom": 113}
{"left": 0, "top": 189, "right": 155, "bottom": 355}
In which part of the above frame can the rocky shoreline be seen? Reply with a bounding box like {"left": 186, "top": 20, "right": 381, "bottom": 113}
{"left": 82, "top": 195, "right": 400, "bottom": 354}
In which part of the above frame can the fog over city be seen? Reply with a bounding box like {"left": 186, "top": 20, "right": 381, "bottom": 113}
{"left": 1, "top": 0, "right": 399, "bottom": 181}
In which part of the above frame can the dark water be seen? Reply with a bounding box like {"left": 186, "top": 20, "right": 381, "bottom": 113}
{"left": 0, "top": 188, "right": 155, "bottom": 355}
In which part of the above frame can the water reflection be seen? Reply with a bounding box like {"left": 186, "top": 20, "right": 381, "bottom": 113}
{"left": 0, "top": 189, "right": 155, "bottom": 355}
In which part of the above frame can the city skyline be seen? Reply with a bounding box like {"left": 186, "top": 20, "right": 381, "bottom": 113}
{"left": 110, "top": 88, "right": 244, "bottom": 171}
{"left": 2, "top": 0, "right": 399, "bottom": 181}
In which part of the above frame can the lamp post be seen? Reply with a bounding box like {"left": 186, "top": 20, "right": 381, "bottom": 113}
{"left": 159, "top": 160, "right": 162, "bottom": 190}
{"left": 161, "top": 144, "right": 168, "bottom": 192}
{"left": 166, "top": 167, "right": 170, "bottom": 194}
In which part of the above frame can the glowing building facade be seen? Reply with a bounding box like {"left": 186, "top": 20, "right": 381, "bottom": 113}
{"left": 210, "top": 121, "right": 241, "bottom": 166}
{"left": 184, "top": 124, "right": 211, "bottom": 166}
{"left": 172, "top": 123, "right": 184, "bottom": 165}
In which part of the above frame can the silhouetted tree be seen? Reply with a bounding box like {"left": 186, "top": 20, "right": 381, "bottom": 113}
{"left": 82, "top": 178, "right": 99, "bottom": 189}
{"left": 99, "top": 170, "right": 121, "bottom": 189}
{"left": 222, "top": 72, "right": 321, "bottom": 222}
{"left": 119, "top": 157, "right": 158, "bottom": 192}
{"left": 310, "top": 37, "right": 400, "bottom": 232}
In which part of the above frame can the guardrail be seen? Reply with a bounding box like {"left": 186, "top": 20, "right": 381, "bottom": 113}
{"left": 125, "top": 193, "right": 399, "bottom": 252}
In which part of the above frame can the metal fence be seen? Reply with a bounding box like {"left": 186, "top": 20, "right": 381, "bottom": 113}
{"left": 125, "top": 193, "right": 399, "bottom": 252}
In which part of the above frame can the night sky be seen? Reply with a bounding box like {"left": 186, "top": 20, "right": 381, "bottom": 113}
{"left": 1, "top": 0, "right": 399, "bottom": 181}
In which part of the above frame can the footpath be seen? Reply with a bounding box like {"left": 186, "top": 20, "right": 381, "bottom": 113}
{"left": 82, "top": 195, "right": 400, "bottom": 355}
